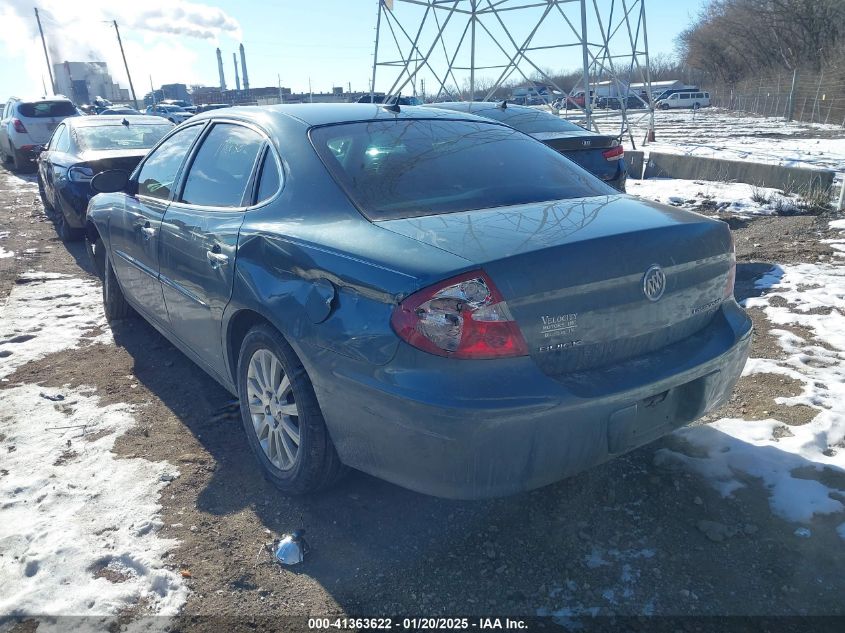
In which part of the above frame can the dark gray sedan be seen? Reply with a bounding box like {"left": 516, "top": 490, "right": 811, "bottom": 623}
{"left": 85, "top": 104, "right": 751, "bottom": 498}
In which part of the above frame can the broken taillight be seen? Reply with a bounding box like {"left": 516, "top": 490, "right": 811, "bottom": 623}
{"left": 390, "top": 271, "right": 528, "bottom": 359}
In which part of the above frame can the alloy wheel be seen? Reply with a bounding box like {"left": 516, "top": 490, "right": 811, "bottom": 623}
{"left": 246, "top": 348, "right": 301, "bottom": 471}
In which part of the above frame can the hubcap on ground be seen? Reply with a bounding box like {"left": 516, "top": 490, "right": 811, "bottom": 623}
{"left": 246, "top": 348, "right": 300, "bottom": 471}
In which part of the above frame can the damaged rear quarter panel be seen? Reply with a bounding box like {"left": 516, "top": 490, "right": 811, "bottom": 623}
{"left": 223, "top": 148, "right": 474, "bottom": 378}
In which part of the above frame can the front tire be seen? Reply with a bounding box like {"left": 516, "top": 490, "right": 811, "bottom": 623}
{"left": 38, "top": 176, "right": 55, "bottom": 215}
{"left": 103, "top": 252, "right": 133, "bottom": 320}
{"left": 660, "top": 103, "right": 670, "bottom": 111}
{"left": 56, "top": 211, "right": 84, "bottom": 242}
{"left": 237, "top": 324, "right": 345, "bottom": 495}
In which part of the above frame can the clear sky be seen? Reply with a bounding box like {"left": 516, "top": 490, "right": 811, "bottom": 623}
{"left": 0, "top": 0, "right": 704, "bottom": 102}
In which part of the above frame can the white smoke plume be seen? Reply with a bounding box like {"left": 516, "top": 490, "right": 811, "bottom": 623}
{"left": 0, "top": 0, "right": 242, "bottom": 98}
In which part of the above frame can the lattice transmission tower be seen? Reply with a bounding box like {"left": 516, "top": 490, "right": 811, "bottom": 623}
{"left": 370, "top": 0, "right": 656, "bottom": 143}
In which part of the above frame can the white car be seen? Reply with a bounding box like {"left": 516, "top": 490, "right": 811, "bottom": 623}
{"left": 145, "top": 104, "right": 193, "bottom": 124}
{"left": 0, "top": 96, "right": 79, "bottom": 172}
{"left": 656, "top": 91, "right": 711, "bottom": 110}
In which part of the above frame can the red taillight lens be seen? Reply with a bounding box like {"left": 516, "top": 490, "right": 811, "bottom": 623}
{"left": 602, "top": 144, "right": 624, "bottom": 161}
{"left": 12, "top": 118, "right": 27, "bottom": 134}
{"left": 391, "top": 270, "right": 529, "bottom": 359}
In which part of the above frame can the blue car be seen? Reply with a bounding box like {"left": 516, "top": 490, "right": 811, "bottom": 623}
{"left": 85, "top": 104, "right": 751, "bottom": 498}
{"left": 37, "top": 115, "right": 173, "bottom": 241}
{"left": 425, "top": 101, "right": 628, "bottom": 191}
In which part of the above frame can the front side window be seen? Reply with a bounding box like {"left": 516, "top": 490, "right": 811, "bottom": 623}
{"left": 137, "top": 124, "right": 203, "bottom": 200}
{"left": 180, "top": 123, "right": 264, "bottom": 208}
{"left": 311, "top": 119, "right": 612, "bottom": 221}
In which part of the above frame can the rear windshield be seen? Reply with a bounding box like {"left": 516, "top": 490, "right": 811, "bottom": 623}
{"left": 478, "top": 108, "right": 587, "bottom": 135}
{"left": 310, "top": 119, "right": 612, "bottom": 220}
{"left": 75, "top": 123, "right": 174, "bottom": 151}
{"left": 18, "top": 101, "right": 77, "bottom": 118}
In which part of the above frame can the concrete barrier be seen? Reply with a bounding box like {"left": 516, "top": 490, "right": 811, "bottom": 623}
{"left": 643, "top": 152, "right": 835, "bottom": 193}
{"left": 625, "top": 150, "right": 644, "bottom": 179}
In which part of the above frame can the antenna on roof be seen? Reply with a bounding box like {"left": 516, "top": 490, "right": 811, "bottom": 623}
{"left": 382, "top": 92, "right": 401, "bottom": 113}
{"left": 121, "top": 118, "right": 130, "bottom": 126}
{"left": 497, "top": 99, "right": 507, "bottom": 109}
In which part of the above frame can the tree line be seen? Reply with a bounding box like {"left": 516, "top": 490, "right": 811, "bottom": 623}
{"left": 677, "top": 0, "right": 845, "bottom": 85}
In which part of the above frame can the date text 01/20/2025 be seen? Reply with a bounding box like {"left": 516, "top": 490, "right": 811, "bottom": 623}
{"left": 307, "top": 617, "right": 529, "bottom": 630}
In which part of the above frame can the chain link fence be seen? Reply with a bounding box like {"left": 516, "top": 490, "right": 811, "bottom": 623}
{"left": 708, "top": 69, "right": 845, "bottom": 126}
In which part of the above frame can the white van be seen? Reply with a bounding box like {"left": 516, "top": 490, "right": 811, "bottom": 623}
{"left": 656, "top": 91, "right": 711, "bottom": 110}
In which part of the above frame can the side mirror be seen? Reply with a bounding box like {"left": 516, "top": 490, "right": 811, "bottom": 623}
{"left": 91, "top": 169, "right": 129, "bottom": 194}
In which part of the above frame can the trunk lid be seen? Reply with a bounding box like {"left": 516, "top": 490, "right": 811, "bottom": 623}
{"left": 378, "top": 195, "right": 733, "bottom": 375}
{"left": 532, "top": 131, "right": 620, "bottom": 181}
{"left": 77, "top": 149, "right": 148, "bottom": 175}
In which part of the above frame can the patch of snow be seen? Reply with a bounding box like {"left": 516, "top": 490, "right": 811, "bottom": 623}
{"left": 0, "top": 272, "right": 111, "bottom": 378}
{"left": 830, "top": 219, "right": 845, "bottom": 230}
{"left": 0, "top": 384, "right": 186, "bottom": 625}
{"left": 655, "top": 262, "right": 845, "bottom": 527}
{"left": 571, "top": 108, "right": 845, "bottom": 171}
{"left": 0, "top": 246, "right": 13, "bottom": 259}
{"left": 629, "top": 178, "right": 798, "bottom": 217}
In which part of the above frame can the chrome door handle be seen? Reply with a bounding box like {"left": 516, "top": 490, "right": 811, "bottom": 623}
{"left": 206, "top": 250, "right": 229, "bottom": 267}
{"left": 140, "top": 226, "right": 156, "bottom": 239}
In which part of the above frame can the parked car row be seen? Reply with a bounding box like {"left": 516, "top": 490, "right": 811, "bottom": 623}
{"left": 3, "top": 99, "right": 748, "bottom": 500}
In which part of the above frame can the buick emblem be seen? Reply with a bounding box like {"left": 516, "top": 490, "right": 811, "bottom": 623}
{"left": 642, "top": 265, "right": 666, "bottom": 302}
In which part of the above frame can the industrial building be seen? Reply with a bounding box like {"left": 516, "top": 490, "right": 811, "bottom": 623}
{"left": 53, "top": 61, "right": 129, "bottom": 105}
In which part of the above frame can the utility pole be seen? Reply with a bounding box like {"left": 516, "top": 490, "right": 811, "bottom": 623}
{"left": 149, "top": 76, "right": 156, "bottom": 106}
{"left": 34, "top": 8, "right": 56, "bottom": 95}
{"left": 278, "top": 74, "right": 284, "bottom": 104}
{"left": 113, "top": 21, "right": 138, "bottom": 109}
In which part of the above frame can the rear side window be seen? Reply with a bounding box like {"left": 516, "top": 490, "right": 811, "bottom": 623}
{"left": 256, "top": 152, "right": 281, "bottom": 203}
{"left": 680, "top": 94, "right": 690, "bottom": 100}
{"left": 137, "top": 124, "right": 203, "bottom": 200}
{"left": 180, "top": 123, "right": 264, "bottom": 208}
{"left": 18, "top": 101, "right": 77, "bottom": 118}
{"left": 311, "top": 119, "right": 612, "bottom": 220}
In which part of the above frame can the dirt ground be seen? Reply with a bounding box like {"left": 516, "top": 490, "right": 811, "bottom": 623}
{"left": 1, "top": 165, "right": 844, "bottom": 633}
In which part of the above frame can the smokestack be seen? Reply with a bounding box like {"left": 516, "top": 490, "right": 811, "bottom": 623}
{"left": 239, "top": 43, "right": 249, "bottom": 92}
{"left": 233, "top": 52, "right": 241, "bottom": 91}
{"left": 216, "top": 47, "right": 226, "bottom": 91}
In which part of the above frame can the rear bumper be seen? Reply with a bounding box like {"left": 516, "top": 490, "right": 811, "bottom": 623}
{"left": 312, "top": 300, "right": 752, "bottom": 499}
{"left": 604, "top": 166, "right": 627, "bottom": 192}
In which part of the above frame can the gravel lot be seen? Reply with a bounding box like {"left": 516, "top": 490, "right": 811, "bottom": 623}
{"left": 1, "top": 139, "right": 844, "bottom": 631}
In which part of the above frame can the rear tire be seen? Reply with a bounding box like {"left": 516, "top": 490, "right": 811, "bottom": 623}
{"left": 10, "top": 144, "right": 34, "bottom": 173}
{"left": 103, "top": 252, "right": 133, "bottom": 320}
{"left": 237, "top": 324, "right": 346, "bottom": 495}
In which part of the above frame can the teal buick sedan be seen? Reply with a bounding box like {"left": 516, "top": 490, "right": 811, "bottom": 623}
{"left": 85, "top": 103, "right": 751, "bottom": 498}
